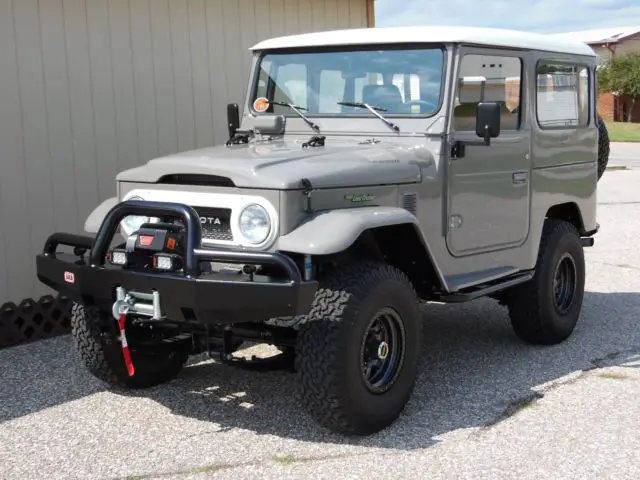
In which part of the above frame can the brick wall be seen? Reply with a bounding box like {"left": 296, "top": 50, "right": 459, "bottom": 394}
{"left": 617, "top": 95, "right": 640, "bottom": 122}
{"left": 598, "top": 93, "right": 640, "bottom": 122}
{"left": 598, "top": 92, "right": 616, "bottom": 121}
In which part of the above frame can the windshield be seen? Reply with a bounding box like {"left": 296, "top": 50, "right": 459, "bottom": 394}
{"left": 251, "top": 46, "right": 445, "bottom": 117}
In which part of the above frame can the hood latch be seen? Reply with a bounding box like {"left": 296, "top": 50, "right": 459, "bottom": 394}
{"left": 301, "top": 178, "right": 314, "bottom": 213}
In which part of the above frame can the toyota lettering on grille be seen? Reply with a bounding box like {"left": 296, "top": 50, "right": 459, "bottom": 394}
{"left": 200, "top": 216, "right": 222, "bottom": 225}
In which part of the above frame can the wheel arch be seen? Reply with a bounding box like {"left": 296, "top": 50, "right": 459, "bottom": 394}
{"left": 545, "top": 202, "right": 585, "bottom": 234}
{"left": 277, "top": 207, "right": 447, "bottom": 297}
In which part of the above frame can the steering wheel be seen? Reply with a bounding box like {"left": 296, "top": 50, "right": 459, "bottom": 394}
{"left": 403, "top": 98, "right": 437, "bottom": 112}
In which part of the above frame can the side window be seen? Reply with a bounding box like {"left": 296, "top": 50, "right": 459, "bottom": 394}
{"left": 536, "top": 63, "right": 589, "bottom": 128}
{"left": 454, "top": 54, "right": 522, "bottom": 131}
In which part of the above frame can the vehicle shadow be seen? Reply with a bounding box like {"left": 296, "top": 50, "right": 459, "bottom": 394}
{"left": 118, "top": 290, "right": 640, "bottom": 450}
{"left": 2, "top": 291, "right": 639, "bottom": 452}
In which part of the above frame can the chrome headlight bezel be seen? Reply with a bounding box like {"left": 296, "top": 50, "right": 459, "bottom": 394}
{"left": 237, "top": 203, "right": 271, "bottom": 245}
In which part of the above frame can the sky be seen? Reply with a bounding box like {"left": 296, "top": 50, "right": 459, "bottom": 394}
{"left": 374, "top": 0, "right": 640, "bottom": 33}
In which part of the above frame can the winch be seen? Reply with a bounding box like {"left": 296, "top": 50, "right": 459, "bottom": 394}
{"left": 112, "top": 286, "right": 164, "bottom": 321}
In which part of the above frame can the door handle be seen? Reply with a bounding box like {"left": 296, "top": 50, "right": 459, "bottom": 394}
{"left": 512, "top": 171, "right": 528, "bottom": 185}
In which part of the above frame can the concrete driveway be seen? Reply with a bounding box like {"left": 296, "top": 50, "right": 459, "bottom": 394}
{"left": 1, "top": 166, "right": 640, "bottom": 479}
{"left": 610, "top": 141, "right": 640, "bottom": 169}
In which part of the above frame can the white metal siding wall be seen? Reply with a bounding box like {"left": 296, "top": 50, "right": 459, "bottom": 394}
{"left": 0, "top": 0, "right": 370, "bottom": 304}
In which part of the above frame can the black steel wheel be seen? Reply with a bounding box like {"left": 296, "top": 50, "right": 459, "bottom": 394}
{"left": 360, "top": 307, "right": 406, "bottom": 394}
{"left": 553, "top": 253, "right": 577, "bottom": 315}
{"left": 295, "top": 261, "right": 422, "bottom": 435}
{"left": 506, "top": 219, "right": 585, "bottom": 345}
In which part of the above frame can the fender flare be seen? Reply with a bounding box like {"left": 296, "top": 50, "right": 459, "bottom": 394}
{"left": 277, "top": 206, "right": 446, "bottom": 289}
{"left": 277, "top": 207, "right": 423, "bottom": 255}
{"left": 84, "top": 196, "right": 118, "bottom": 234}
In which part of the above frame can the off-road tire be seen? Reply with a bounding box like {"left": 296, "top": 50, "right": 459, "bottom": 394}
{"left": 597, "top": 113, "right": 610, "bottom": 180}
{"left": 70, "top": 302, "right": 188, "bottom": 389}
{"left": 295, "top": 261, "right": 422, "bottom": 435}
{"left": 505, "top": 219, "right": 585, "bottom": 345}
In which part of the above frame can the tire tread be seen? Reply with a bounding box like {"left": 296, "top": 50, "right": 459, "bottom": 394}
{"left": 295, "top": 261, "right": 421, "bottom": 435}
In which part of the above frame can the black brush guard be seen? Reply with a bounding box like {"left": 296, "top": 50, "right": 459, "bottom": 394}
{"left": 35, "top": 200, "right": 318, "bottom": 325}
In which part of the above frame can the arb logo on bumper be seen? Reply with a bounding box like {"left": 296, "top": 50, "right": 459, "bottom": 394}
{"left": 64, "top": 271, "right": 75, "bottom": 284}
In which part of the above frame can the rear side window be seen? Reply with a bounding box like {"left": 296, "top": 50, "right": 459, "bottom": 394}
{"left": 536, "top": 62, "right": 590, "bottom": 128}
{"left": 453, "top": 54, "right": 522, "bottom": 131}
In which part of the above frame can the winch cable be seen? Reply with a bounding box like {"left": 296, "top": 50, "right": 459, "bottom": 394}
{"left": 117, "top": 313, "right": 136, "bottom": 377}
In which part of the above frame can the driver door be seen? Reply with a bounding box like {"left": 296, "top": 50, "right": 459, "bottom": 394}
{"left": 446, "top": 47, "right": 532, "bottom": 257}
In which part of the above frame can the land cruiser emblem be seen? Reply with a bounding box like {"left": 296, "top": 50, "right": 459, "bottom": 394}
{"left": 345, "top": 193, "right": 376, "bottom": 203}
{"left": 200, "top": 216, "right": 222, "bottom": 225}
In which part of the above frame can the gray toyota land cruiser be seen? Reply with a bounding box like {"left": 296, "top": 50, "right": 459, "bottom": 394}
{"left": 36, "top": 26, "right": 602, "bottom": 435}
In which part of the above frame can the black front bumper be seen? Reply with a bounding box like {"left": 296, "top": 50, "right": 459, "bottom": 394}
{"left": 35, "top": 200, "right": 318, "bottom": 325}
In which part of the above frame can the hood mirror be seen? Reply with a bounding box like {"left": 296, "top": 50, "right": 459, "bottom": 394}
{"left": 227, "top": 103, "right": 240, "bottom": 138}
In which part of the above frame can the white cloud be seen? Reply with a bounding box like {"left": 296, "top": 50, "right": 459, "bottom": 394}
{"left": 374, "top": 0, "right": 640, "bottom": 33}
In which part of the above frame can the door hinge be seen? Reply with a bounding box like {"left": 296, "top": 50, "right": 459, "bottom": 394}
{"left": 448, "top": 214, "right": 463, "bottom": 231}
{"left": 451, "top": 141, "right": 466, "bottom": 159}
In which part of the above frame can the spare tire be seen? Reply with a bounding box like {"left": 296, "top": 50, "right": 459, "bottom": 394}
{"left": 596, "top": 113, "right": 610, "bottom": 180}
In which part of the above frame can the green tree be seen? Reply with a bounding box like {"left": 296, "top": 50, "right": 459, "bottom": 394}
{"left": 597, "top": 52, "right": 640, "bottom": 122}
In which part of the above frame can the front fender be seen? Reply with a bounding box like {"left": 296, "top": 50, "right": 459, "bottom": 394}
{"left": 277, "top": 206, "right": 422, "bottom": 255}
{"left": 84, "top": 196, "right": 118, "bottom": 234}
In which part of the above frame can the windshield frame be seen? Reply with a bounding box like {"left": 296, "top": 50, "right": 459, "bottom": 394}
{"left": 247, "top": 43, "right": 448, "bottom": 121}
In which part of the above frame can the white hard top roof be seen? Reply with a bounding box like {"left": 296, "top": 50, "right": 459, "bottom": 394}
{"left": 250, "top": 26, "right": 596, "bottom": 57}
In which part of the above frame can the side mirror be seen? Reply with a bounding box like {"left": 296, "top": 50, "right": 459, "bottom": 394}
{"left": 475, "top": 102, "right": 501, "bottom": 145}
{"left": 252, "top": 114, "right": 286, "bottom": 135}
{"left": 227, "top": 103, "right": 240, "bottom": 138}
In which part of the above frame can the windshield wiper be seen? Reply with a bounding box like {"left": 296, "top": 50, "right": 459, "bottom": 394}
{"left": 337, "top": 101, "right": 400, "bottom": 132}
{"left": 270, "top": 101, "right": 320, "bottom": 133}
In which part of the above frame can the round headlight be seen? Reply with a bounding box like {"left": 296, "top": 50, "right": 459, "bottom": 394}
{"left": 238, "top": 204, "right": 271, "bottom": 244}
{"left": 120, "top": 196, "right": 151, "bottom": 236}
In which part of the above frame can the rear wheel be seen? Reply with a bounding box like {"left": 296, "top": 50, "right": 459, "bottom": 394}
{"left": 505, "top": 219, "right": 585, "bottom": 345}
{"left": 295, "top": 261, "right": 422, "bottom": 435}
{"left": 70, "top": 303, "right": 188, "bottom": 388}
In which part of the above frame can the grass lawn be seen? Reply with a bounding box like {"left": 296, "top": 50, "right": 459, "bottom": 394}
{"left": 605, "top": 121, "right": 640, "bottom": 142}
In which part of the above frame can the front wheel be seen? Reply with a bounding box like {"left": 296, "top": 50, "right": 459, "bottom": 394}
{"left": 70, "top": 303, "right": 188, "bottom": 389}
{"left": 295, "top": 261, "right": 422, "bottom": 435}
{"left": 505, "top": 219, "right": 585, "bottom": 345}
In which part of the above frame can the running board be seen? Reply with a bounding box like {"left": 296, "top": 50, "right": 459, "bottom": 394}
{"left": 437, "top": 271, "right": 534, "bottom": 303}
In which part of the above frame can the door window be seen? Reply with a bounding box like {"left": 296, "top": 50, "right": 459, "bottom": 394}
{"left": 536, "top": 63, "right": 590, "bottom": 128}
{"left": 453, "top": 54, "right": 523, "bottom": 131}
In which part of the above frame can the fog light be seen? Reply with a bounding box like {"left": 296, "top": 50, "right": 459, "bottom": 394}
{"left": 153, "top": 253, "right": 182, "bottom": 271}
{"left": 107, "top": 249, "right": 128, "bottom": 266}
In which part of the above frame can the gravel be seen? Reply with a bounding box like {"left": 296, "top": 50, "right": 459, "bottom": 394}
{"left": 1, "top": 165, "right": 640, "bottom": 479}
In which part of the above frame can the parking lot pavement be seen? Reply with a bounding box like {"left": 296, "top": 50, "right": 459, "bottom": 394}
{"left": 2, "top": 169, "right": 640, "bottom": 480}
{"left": 610, "top": 141, "right": 640, "bottom": 170}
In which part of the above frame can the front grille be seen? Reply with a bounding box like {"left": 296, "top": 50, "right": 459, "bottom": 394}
{"left": 193, "top": 207, "right": 233, "bottom": 241}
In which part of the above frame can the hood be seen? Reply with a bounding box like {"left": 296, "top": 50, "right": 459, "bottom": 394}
{"left": 116, "top": 137, "right": 434, "bottom": 189}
